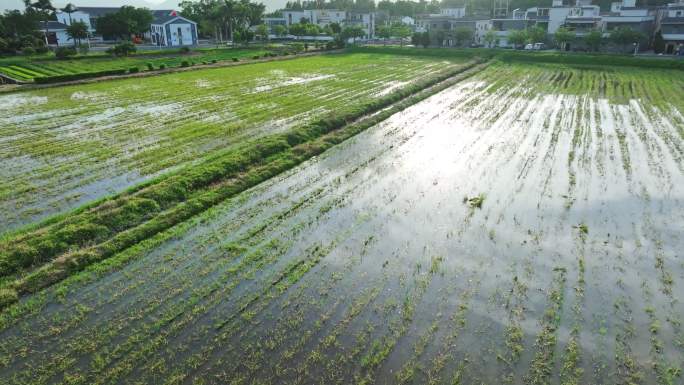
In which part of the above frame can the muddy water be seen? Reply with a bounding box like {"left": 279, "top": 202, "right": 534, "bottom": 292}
{"left": 0, "top": 67, "right": 682, "bottom": 385}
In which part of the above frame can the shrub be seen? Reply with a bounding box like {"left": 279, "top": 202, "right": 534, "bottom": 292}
{"left": 180, "top": 60, "right": 190, "bottom": 67}
{"left": 159, "top": 63, "right": 166, "bottom": 69}
{"left": 146, "top": 62, "right": 154, "bottom": 71}
{"left": 0, "top": 288, "right": 18, "bottom": 309}
{"left": 34, "top": 43, "right": 49, "bottom": 54}
{"left": 252, "top": 55, "right": 260, "bottom": 59}
{"left": 22, "top": 46, "right": 36, "bottom": 56}
{"left": 211, "top": 59, "right": 217, "bottom": 63}
{"left": 108, "top": 42, "right": 136, "bottom": 57}
{"left": 129, "top": 66, "right": 139, "bottom": 73}
{"left": 55, "top": 46, "right": 77, "bottom": 59}
{"left": 78, "top": 44, "right": 89, "bottom": 55}
{"left": 54, "top": 222, "right": 110, "bottom": 245}
{"left": 232, "top": 57, "right": 239, "bottom": 62}
{"left": 180, "top": 46, "right": 191, "bottom": 54}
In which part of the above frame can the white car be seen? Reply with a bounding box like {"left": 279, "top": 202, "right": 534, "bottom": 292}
{"left": 524, "top": 43, "right": 534, "bottom": 50}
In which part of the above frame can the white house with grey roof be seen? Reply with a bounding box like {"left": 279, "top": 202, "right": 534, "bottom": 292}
{"left": 55, "top": 6, "right": 197, "bottom": 46}
{"left": 149, "top": 11, "right": 198, "bottom": 46}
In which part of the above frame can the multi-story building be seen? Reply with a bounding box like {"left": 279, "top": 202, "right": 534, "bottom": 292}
{"left": 280, "top": 9, "right": 375, "bottom": 39}
{"left": 282, "top": 9, "right": 347, "bottom": 27}
{"left": 658, "top": 0, "right": 684, "bottom": 53}
{"left": 346, "top": 11, "right": 376, "bottom": 38}
{"left": 603, "top": 0, "right": 656, "bottom": 37}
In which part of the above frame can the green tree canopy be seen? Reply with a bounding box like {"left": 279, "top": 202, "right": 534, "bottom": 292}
{"left": 341, "top": 24, "right": 365, "bottom": 43}
{"left": 484, "top": 29, "right": 496, "bottom": 48}
{"left": 453, "top": 26, "right": 473, "bottom": 47}
{"left": 66, "top": 20, "right": 88, "bottom": 46}
{"left": 526, "top": 26, "right": 546, "bottom": 43}
{"left": 273, "top": 24, "right": 287, "bottom": 36}
{"left": 507, "top": 29, "right": 527, "bottom": 48}
{"left": 653, "top": 30, "right": 665, "bottom": 54}
{"left": 554, "top": 27, "right": 574, "bottom": 50}
{"left": 609, "top": 27, "right": 645, "bottom": 52}
{"left": 584, "top": 29, "right": 603, "bottom": 52}
{"left": 95, "top": 6, "right": 153, "bottom": 40}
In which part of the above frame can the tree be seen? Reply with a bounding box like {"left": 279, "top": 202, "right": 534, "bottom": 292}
{"left": 377, "top": 24, "right": 391, "bottom": 44}
{"left": 233, "top": 28, "right": 254, "bottom": 45}
{"left": 527, "top": 26, "right": 546, "bottom": 44}
{"left": 507, "top": 29, "right": 527, "bottom": 49}
{"left": 255, "top": 23, "right": 268, "bottom": 41}
{"left": 653, "top": 30, "right": 665, "bottom": 54}
{"left": 24, "top": 0, "right": 55, "bottom": 45}
{"left": 66, "top": 20, "right": 88, "bottom": 47}
{"left": 328, "top": 22, "right": 341, "bottom": 34}
{"left": 1, "top": 9, "right": 39, "bottom": 39}
{"left": 453, "top": 26, "right": 473, "bottom": 47}
{"left": 341, "top": 24, "right": 364, "bottom": 44}
{"left": 61, "top": 3, "right": 77, "bottom": 24}
{"left": 391, "top": 23, "right": 412, "bottom": 46}
{"left": 584, "top": 29, "right": 602, "bottom": 52}
{"left": 484, "top": 29, "right": 496, "bottom": 48}
{"left": 117, "top": 6, "right": 153, "bottom": 35}
{"left": 420, "top": 31, "right": 430, "bottom": 48}
{"left": 288, "top": 22, "right": 307, "bottom": 39}
{"left": 95, "top": 6, "right": 152, "bottom": 40}
{"left": 554, "top": 27, "right": 574, "bottom": 51}
{"left": 609, "top": 27, "right": 644, "bottom": 53}
{"left": 430, "top": 29, "right": 445, "bottom": 47}
{"left": 273, "top": 24, "right": 287, "bottom": 37}
{"left": 411, "top": 31, "right": 420, "bottom": 45}
{"left": 304, "top": 23, "right": 320, "bottom": 36}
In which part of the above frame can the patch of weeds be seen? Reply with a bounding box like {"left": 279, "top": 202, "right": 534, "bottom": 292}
{"left": 525, "top": 267, "right": 567, "bottom": 385}
{"left": 464, "top": 194, "right": 486, "bottom": 209}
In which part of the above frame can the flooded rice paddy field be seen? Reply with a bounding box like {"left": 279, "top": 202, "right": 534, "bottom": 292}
{"left": 1, "top": 61, "right": 683, "bottom": 385}
{"left": 0, "top": 53, "right": 469, "bottom": 233}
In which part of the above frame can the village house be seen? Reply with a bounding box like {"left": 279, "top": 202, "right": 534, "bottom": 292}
{"left": 659, "top": 0, "right": 684, "bottom": 53}
{"left": 54, "top": 6, "right": 198, "bottom": 46}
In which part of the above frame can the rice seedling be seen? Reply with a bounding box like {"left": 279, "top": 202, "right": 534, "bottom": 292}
{"left": 0, "top": 51, "right": 682, "bottom": 385}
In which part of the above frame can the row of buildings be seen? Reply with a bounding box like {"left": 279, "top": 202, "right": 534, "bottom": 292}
{"left": 45, "top": 7, "right": 198, "bottom": 47}
{"left": 264, "top": 9, "right": 377, "bottom": 39}
{"left": 414, "top": 0, "right": 684, "bottom": 52}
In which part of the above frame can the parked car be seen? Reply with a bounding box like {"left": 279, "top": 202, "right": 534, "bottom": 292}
{"left": 526, "top": 43, "right": 546, "bottom": 50}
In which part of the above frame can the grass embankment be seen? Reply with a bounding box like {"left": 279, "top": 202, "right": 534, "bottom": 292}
{"left": 352, "top": 46, "right": 684, "bottom": 71}
{"left": 0, "top": 47, "right": 277, "bottom": 82}
{"left": 0, "top": 57, "right": 488, "bottom": 309}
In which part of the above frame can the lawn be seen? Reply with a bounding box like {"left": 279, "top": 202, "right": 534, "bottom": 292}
{"left": 0, "top": 47, "right": 273, "bottom": 81}
{"left": 0, "top": 52, "right": 475, "bottom": 233}
{"left": 0, "top": 58, "right": 682, "bottom": 384}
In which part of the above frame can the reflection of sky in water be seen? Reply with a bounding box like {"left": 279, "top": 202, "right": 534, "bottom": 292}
{"left": 1, "top": 74, "right": 683, "bottom": 384}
